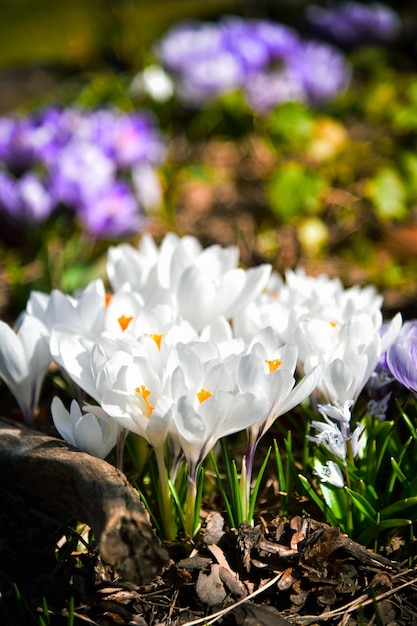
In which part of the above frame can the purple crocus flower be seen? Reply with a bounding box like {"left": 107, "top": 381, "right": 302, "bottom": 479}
{"left": 306, "top": 2, "right": 401, "bottom": 47}
{"left": 0, "top": 172, "right": 54, "bottom": 224}
{"left": 244, "top": 68, "right": 306, "bottom": 113}
{"left": 14, "top": 173, "right": 54, "bottom": 223}
{"left": 290, "top": 40, "right": 351, "bottom": 105}
{"left": 220, "top": 18, "right": 271, "bottom": 74}
{"left": 76, "top": 180, "right": 144, "bottom": 238}
{"left": 2, "top": 118, "right": 39, "bottom": 174}
{"left": 50, "top": 141, "right": 115, "bottom": 208}
{"left": 0, "top": 106, "right": 166, "bottom": 238}
{"left": 155, "top": 21, "right": 224, "bottom": 72}
{"left": 251, "top": 20, "right": 301, "bottom": 60}
{"left": 386, "top": 320, "right": 417, "bottom": 393}
{"left": 0, "top": 171, "right": 17, "bottom": 215}
{"left": 155, "top": 16, "right": 351, "bottom": 110}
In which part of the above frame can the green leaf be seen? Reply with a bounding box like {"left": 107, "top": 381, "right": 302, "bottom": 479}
{"left": 219, "top": 438, "right": 242, "bottom": 527}
{"left": 298, "top": 474, "right": 327, "bottom": 516}
{"left": 248, "top": 446, "right": 272, "bottom": 522}
{"left": 267, "top": 101, "right": 314, "bottom": 145}
{"left": 390, "top": 457, "right": 409, "bottom": 487}
{"left": 381, "top": 496, "right": 417, "bottom": 519}
{"left": 402, "top": 476, "right": 417, "bottom": 499}
{"left": 298, "top": 474, "right": 340, "bottom": 527}
{"left": 357, "top": 518, "right": 412, "bottom": 546}
{"left": 345, "top": 487, "right": 378, "bottom": 523}
{"left": 367, "top": 167, "right": 408, "bottom": 221}
{"left": 210, "top": 450, "right": 236, "bottom": 529}
{"left": 267, "top": 163, "right": 327, "bottom": 221}
{"left": 320, "top": 482, "right": 348, "bottom": 521}
{"left": 401, "top": 152, "right": 417, "bottom": 201}
{"left": 274, "top": 439, "right": 286, "bottom": 493}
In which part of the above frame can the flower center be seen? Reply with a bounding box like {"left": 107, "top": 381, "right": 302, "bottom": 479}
{"left": 135, "top": 385, "right": 154, "bottom": 414}
{"left": 150, "top": 333, "right": 164, "bottom": 350}
{"left": 118, "top": 314, "right": 133, "bottom": 331}
{"left": 329, "top": 321, "right": 337, "bottom": 328}
{"left": 265, "top": 358, "right": 282, "bottom": 373}
{"left": 197, "top": 388, "right": 212, "bottom": 404}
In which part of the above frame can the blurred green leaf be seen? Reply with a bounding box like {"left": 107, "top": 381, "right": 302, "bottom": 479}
{"left": 266, "top": 102, "right": 314, "bottom": 146}
{"left": 367, "top": 168, "right": 408, "bottom": 221}
{"left": 401, "top": 152, "right": 417, "bottom": 201}
{"left": 267, "top": 163, "right": 327, "bottom": 221}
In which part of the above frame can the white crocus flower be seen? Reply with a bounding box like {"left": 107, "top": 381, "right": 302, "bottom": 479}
{"left": 106, "top": 232, "right": 272, "bottom": 331}
{"left": 175, "top": 387, "right": 267, "bottom": 477}
{"left": 238, "top": 327, "right": 321, "bottom": 444}
{"left": 98, "top": 352, "right": 172, "bottom": 447}
{"left": 174, "top": 357, "right": 268, "bottom": 536}
{"left": 107, "top": 233, "right": 160, "bottom": 294}
{"left": 307, "top": 314, "right": 384, "bottom": 407}
{"left": 97, "top": 347, "right": 179, "bottom": 540}
{"left": 104, "top": 290, "right": 145, "bottom": 337}
{"left": 313, "top": 459, "right": 345, "bottom": 488}
{"left": 176, "top": 263, "right": 271, "bottom": 332}
{"left": 236, "top": 327, "right": 321, "bottom": 520}
{"left": 51, "top": 397, "right": 118, "bottom": 459}
{"left": 0, "top": 314, "right": 50, "bottom": 424}
{"left": 26, "top": 279, "right": 107, "bottom": 337}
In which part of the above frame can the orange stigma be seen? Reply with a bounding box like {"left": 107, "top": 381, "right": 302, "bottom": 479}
{"left": 135, "top": 385, "right": 154, "bottom": 414}
{"left": 105, "top": 294, "right": 112, "bottom": 308}
{"left": 150, "top": 333, "right": 164, "bottom": 350}
{"left": 265, "top": 358, "right": 282, "bottom": 373}
{"left": 197, "top": 388, "right": 212, "bottom": 404}
{"left": 118, "top": 314, "right": 133, "bottom": 332}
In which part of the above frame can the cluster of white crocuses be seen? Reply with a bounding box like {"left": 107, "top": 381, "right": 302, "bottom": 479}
{"left": 0, "top": 232, "right": 402, "bottom": 537}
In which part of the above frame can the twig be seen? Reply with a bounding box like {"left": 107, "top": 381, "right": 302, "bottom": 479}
{"left": 288, "top": 574, "right": 417, "bottom": 624}
{"left": 177, "top": 571, "right": 285, "bottom": 626}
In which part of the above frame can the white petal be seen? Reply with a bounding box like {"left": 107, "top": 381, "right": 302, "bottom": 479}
{"left": 50, "top": 396, "right": 77, "bottom": 447}
{"left": 177, "top": 266, "right": 217, "bottom": 330}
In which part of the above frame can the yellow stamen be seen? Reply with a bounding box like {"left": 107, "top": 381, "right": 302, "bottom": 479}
{"left": 118, "top": 314, "right": 133, "bottom": 332}
{"left": 135, "top": 385, "right": 154, "bottom": 414}
{"left": 150, "top": 333, "right": 164, "bottom": 350}
{"left": 265, "top": 358, "right": 282, "bottom": 373}
{"left": 197, "top": 388, "right": 212, "bottom": 404}
{"left": 329, "top": 321, "right": 337, "bottom": 328}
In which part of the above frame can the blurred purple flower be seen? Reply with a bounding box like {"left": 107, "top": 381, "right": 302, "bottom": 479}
{"left": 50, "top": 141, "right": 115, "bottom": 208}
{"left": 386, "top": 320, "right": 417, "bottom": 393}
{"left": 155, "top": 16, "right": 351, "bottom": 111}
{"left": 0, "top": 172, "right": 53, "bottom": 224}
{"left": 244, "top": 69, "right": 306, "bottom": 113}
{"left": 112, "top": 113, "right": 166, "bottom": 168}
{"left": 306, "top": 2, "right": 401, "bottom": 47}
{"left": 0, "top": 172, "right": 17, "bottom": 214}
{"left": 290, "top": 41, "right": 352, "bottom": 105}
{"left": 15, "top": 173, "right": 54, "bottom": 223}
{"left": 0, "top": 106, "right": 166, "bottom": 237}
{"left": 155, "top": 21, "right": 224, "bottom": 72}
{"left": 76, "top": 180, "right": 144, "bottom": 238}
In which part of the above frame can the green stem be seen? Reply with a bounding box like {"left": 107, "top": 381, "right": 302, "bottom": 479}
{"left": 239, "top": 455, "right": 250, "bottom": 524}
{"left": 155, "top": 445, "right": 176, "bottom": 541}
{"left": 184, "top": 474, "right": 198, "bottom": 538}
{"left": 344, "top": 438, "right": 355, "bottom": 535}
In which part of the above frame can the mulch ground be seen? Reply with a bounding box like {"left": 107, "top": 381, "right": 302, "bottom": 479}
{"left": 2, "top": 493, "right": 417, "bottom": 626}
